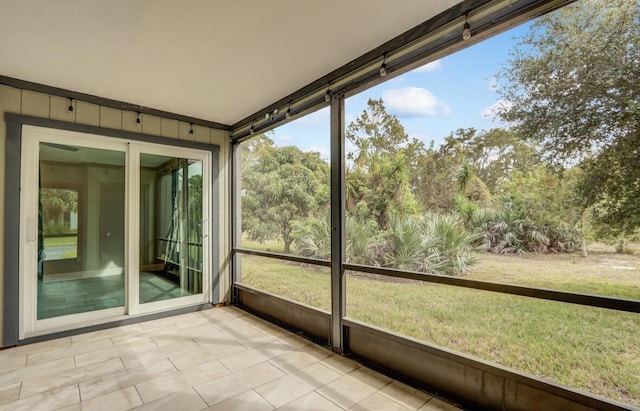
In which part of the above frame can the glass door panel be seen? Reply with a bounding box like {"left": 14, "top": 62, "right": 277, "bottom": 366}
{"left": 38, "top": 143, "right": 126, "bottom": 320}
{"left": 21, "top": 125, "right": 212, "bottom": 338}
{"left": 139, "top": 153, "right": 204, "bottom": 304}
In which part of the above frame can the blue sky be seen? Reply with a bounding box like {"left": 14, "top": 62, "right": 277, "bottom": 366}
{"left": 268, "top": 21, "right": 532, "bottom": 159}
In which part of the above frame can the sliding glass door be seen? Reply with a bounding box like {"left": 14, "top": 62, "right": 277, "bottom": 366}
{"left": 131, "top": 144, "right": 210, "bottom": 316}
{"left": 20, "top": 126, "right": 212, "bottom": 338}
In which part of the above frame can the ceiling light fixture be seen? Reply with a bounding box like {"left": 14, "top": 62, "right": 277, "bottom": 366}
{"left": 285, "top": 103, "right": 291, "bottom": 119}
{"left": 324, "top": 86, "right": 331, "bottom": 103}
{"left": 136, "top": 112, "right": 141, "bottom": 127}
{"left": 189, "top": 123, "right": 194, "bottom": 135}
{"left": 462, "top": 14, "right": 472, "bottom": 40}
{"left": 249, "top": 121, "right": 255, "bottom": 135}
{"left": 67, "top": 98, "right": 74, "bottom": 113}
{"left": 379, "top": 54, "right": 387, "bottom": 77}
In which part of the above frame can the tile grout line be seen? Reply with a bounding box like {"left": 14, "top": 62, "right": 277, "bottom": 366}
{"left": 251, "top": 388, "right": 275, "bottom": 410}
{"left": 192, "top": 386, "right": 210, "bottom": 408}
{"left": 378, "top": 382, "right": 431, "bottom": 410}
{"left": 314, "top": 388, "right": 347, "bottom": 410}
{"left": 133, "top": 383, "right": 145, "bottom": 406}
{"left": 74, "top": 383, "right": 82, "bottom": 405}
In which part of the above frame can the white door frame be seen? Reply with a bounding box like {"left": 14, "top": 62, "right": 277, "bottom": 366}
{"left": 19, "top": 125, "right": 212, "bottom": 339}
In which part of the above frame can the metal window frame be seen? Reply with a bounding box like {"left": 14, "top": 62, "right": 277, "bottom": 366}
{"left": 228, "top": 0, "right": 637, "bottom": 408}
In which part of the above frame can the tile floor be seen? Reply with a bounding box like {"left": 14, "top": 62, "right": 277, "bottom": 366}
{"left": 38, "top": 272, "right": 194, "bottom": 319}
{"left": 0, "top": 306, "right": 463, "bottom": 411}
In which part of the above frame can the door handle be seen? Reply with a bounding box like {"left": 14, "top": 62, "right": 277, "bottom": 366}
{"left": 27, "top": 218, "right": 36, "bottom": 242}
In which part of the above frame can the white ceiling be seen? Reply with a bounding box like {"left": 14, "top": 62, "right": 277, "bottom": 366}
{"left": 0, "top": 0, "right": 460, "bottom": 127}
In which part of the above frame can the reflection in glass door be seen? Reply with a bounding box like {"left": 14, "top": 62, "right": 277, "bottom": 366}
{"left": 20, "top": 125, "right": 212, "bottom": 338}
{"left": 38, "top": 143, "right": 126, "bottom": 320}
{"left": 139, "top": 154, "right": 203, "bottom": 304}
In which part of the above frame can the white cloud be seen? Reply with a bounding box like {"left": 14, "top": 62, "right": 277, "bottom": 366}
{"left": 413, "top": 59, "right": 442, "bottom": 73}
{"left": 481, "top": 99, "right": 512, "bottom": 120}
{"left": 439, "top": 102, "right": 452, "bottom": 116}
{"left": 382, "top": 87, "right": 449, "bottom": 117}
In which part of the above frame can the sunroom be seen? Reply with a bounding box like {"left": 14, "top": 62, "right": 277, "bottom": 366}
{"left": 1, "top": 0, "right": 638, "bottom": 410}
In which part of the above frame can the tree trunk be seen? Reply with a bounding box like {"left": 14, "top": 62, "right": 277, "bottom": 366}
{"left": 580, "top": 231, "right": 588, "bottom": 258}
{"left": 283, "top": 228, "right": 292, "bottom": 254}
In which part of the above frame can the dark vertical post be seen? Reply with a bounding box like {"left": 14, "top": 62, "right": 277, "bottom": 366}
{"left": 230, "top": 142, "right": 242, "bottom": 303}
{"left": 330, "top": 94, "right": 345, "bottom": 352}
{"left": 3, "top": 120, "right": 21, "bottom": 347}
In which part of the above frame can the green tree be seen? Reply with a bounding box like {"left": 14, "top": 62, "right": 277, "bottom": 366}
{"left": 410, "top": 141, "right": 458, "bottom": 213}
{"left": 496, "top": 0, "right": 640, "bottom": 236}
{"left": 40, "top": 188, "right": 78, "bottom": 233}
{"left": 439, "top": 128, "right": 540, "bottom": 192}
{"left": 411, "top": 128, "right": 535, "bottom": 214}
{"left": 241, "top": 136, "right": 329, "bottom": 253}
{"left": 498, "top": 165, "right": 580, "bottom": 228}
{"left": 346, "top": 98, "right": 421, "bottom": 229}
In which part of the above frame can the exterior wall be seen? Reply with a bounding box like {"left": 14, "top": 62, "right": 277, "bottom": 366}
{"left": 0, "top": 84, "right": 231, "bottom": 344}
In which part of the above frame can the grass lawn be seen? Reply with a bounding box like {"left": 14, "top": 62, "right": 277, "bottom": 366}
{"left": 470, "top": 250, "right": 640, "bottom": 300}
{"left": 43, "top": 236, "right": 77, "bottom": 247}
{"left": 240, "top": 242, "right": 640, "bottom": 406}
{"left": 44, "top": 236, "right": 78, "bottom": 259}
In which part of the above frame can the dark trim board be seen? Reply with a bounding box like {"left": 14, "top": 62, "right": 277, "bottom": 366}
{"left": 329, "top": 94, "right": 345, "bottom": 353}
{"left": 343, "top": 263, "right": 640, "bottom": 314}
{"left": 0, "top": 76, "right": 231, "bottom": 131}
{"left": 233, "top": 248, "right": 330, "bottom": 267}
{"left": 3, "top": 113, "right": 221, "bottom": 347}
{"left": 3, "top": 119, "right": 22, "bottom": 347}
{"left": 4, "top": 113, "right": 221, "bottom": 153}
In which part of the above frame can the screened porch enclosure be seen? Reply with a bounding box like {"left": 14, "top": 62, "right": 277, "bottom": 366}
{"left": 1, "top": 0, "right": 638, "bottom": 410}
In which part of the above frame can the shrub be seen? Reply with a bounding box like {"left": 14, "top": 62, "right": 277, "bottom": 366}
{"left": 292, "top": 216, "right": 331, "bottom": 259}
{"left": 346, "top": 216, "right": 381, "bottom": 265}
{"left": 470, "top": 204, "right": 579, "bottom": 254}
{"left": 292, "top": 215, "right": 383, "bottom": 264}
{"left": 383, "top": 213, "right": 480, "bottom": 275}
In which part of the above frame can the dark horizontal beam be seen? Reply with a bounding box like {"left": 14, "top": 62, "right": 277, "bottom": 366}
{"left": 230, "top": 0, "right": 573, "bottom": 141}
{"left": 233, "top": 246, "right": 639, "bottom": 313}
{"left": 233, "top": 248, "right": 331, "bottom": 267}
{"left": 0, "top": 75, "right": 232, "bottom": 131}
{"left": 230, "top": 0, "right": 493, "bottom": 141}
{"left": 343, "top": 263, "right": 640, "bottom": 314}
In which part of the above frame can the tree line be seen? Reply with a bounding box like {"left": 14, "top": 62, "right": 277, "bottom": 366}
{"left": 241, "top": 0, "right": 639, "bottom": 275}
